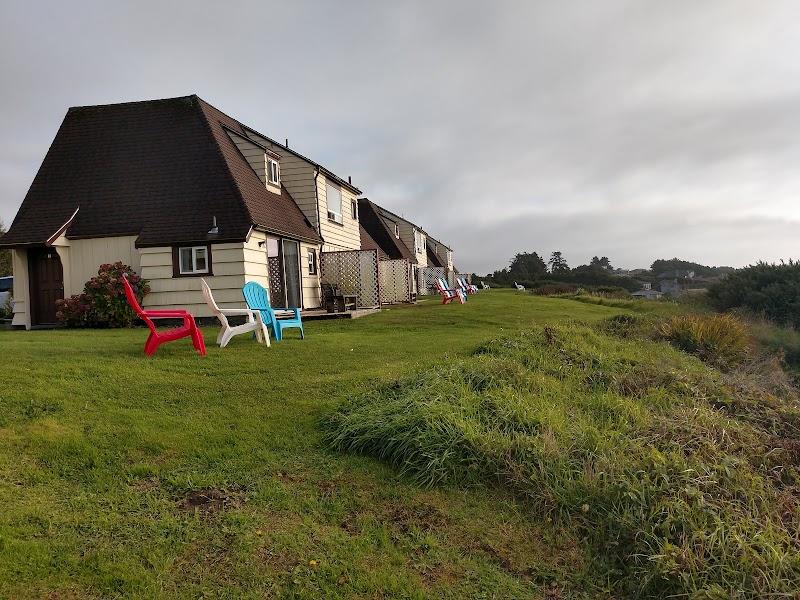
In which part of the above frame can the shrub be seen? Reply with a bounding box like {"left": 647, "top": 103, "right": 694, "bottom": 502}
{"left": 530, "top": 283, "right": 577, "bottom": 296}
{"left": 656, "top": 313, "right": 749, "bottom": 368}
{"left": 0, "top": 293, "right": 12, "bottom": 319}
{"left": 707, "top": 261, "right": 800, "bottom": 327}
{"left": 322, "top": 325, "right": 800, "bottom": 597}
{"left": 56, "top": 262, "right": 149, "bottom": 328}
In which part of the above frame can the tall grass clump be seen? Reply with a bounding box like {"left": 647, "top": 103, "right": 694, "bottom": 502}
{"left": 657, "top": 313, "right": 749, "bottom": 368}
{"left": 322, "top": 323, "right": 800, "bottom": 598}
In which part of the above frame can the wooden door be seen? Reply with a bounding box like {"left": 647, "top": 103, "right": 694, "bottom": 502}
{"left": 29, "top": 248, "right": 64, "bottom": 325}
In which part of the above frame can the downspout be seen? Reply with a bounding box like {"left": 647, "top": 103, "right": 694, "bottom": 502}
{"left": 313, "top": 166, "right": 324, "bottom": 307}
{"left": 313, "top": 166, "right": 322, "bottom": 239}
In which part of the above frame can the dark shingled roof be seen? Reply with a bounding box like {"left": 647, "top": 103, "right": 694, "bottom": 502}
{"left": 0, "top": 95, "right": 321, "bottom": 248}
{"left": 359, "top": 224, "right": 388, "bottom": 260}
{"left": 357, "top": 198, "right": 415, "bottom": 262}
{"left": 426, "top": 240, "right": 444, "bottom": 267}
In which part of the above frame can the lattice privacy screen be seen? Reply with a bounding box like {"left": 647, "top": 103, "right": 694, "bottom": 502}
{"left": 420, "top": 267, "right": 446, "bottom": 295}
{"left": 320, "top": 250, "right": 380, "bottom": 308}
{"left": 267, "top": 256, "right": 285, "bottom": 308}
{"left": 446, "top": 269, "right": 456, "bottom": 289}
{"left": 379, "top": 259, "right": 411, "bottom": 304}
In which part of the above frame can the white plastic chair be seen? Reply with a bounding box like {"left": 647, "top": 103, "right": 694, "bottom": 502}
{"left": 481, "top": 281, "right": 491, "bottom": 290}
{"left": 200, "top": 278, "right": 270, "bottom": 348}
{"left": 514, "top": 281, "right": 525, "bottom": 291}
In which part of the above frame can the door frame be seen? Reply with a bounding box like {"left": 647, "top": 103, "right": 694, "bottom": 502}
{"left": 28, "top": 246, "right": 64, "bottom": 326}
{"left": 280, "top": 239, "right": 303, "bottom": 309}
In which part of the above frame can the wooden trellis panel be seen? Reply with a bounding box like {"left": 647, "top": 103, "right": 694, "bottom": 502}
{"left": 320, "top": 250, "right": 380, "bottom": 308}
{"left": 379, "top": 259, "right": 411, "bottom": 304}
{"left": 420, "top": 267, "right": 446, "bottom": 295}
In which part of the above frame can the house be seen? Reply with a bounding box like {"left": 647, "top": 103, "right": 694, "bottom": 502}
{"left": 233, "top": 129, "right": 363, "bottom": 255}
{"left": 356, "top": 199, "right": 416, "bottom": 263}
{"left": 425, "top": 236, "right": 453, "bottom": 272}
{"left": 631, "top": 282, "right": 663, "bottom": 300}
{"left": 0, "top": 95, "right": 344, "bottom": 329}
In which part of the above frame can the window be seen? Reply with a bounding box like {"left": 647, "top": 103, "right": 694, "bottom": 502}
{"left": 308, "top": 249, "right": 317, "bottom": 275}
{"left": 393, "top": 223, "right": 400, "bottom": 238}
{"left": 326, "top": 183, "right": 342, "bottom": 223}
{"left": 414, "top": 230, "right": 424, "bottom": 254}
{"left": 176, "top": 245, "right": 210, "bottom": 275}
{"left": 351, "top": 199, "right": 358, "bottom": 221}
{"left": 267, "top": 158, "right": 280, "bottom": 185}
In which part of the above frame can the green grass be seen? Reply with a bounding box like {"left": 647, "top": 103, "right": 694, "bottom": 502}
{"left": 323, "top": 320, "right": 800, "bottom": 598}
{"left": 0, "top": 291, "right": 626, "bottom": 599}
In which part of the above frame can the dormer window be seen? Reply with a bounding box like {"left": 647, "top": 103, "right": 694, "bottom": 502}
{"left": 394, "top": 223, "right": 400, "bottom": 238}
{"left": 267, "top": 158, "right": 280, "bottom": 185}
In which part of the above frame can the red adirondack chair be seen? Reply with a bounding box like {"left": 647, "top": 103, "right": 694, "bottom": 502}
{"left": 435, "top": 278, "right": 466, "bottom": 305}
{"left": 122, "top": 274, "right": 206, "bottom": 357}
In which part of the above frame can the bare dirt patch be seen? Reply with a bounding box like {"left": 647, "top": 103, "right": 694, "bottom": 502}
{"left": 178, "top": 487, "right": 245, "bottom": 515}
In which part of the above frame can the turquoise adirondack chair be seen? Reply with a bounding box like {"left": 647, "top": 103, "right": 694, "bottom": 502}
{"left": 242, "top": 282, "right": 305, "bottom": 342}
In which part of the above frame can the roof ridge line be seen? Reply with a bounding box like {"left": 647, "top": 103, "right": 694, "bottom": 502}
{"left": 68, "top": 94, "right": 197, "bottom": 111}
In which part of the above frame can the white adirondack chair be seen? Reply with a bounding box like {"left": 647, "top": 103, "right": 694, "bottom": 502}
{"left": 481, "top": 281, "right": 491, "bottom": 290}
{"left": 200, "top": 278, "right": 270, "bottom": 348}
{"left": 514, "top": 281, "right": 525, "bottom": 291}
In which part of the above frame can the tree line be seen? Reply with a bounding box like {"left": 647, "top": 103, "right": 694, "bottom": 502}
{"left": 484, "top": 251, "right": 639, "bottom": 291}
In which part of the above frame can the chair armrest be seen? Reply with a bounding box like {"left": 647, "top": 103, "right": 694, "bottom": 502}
{"left": 144, "top": 311, "right": 194, "bottom": 319}
{"left": 218, "top": 308, "right": 256, "bottom": 317}
{"left": 145, "top": 309, "right": 189, "bottom": 315}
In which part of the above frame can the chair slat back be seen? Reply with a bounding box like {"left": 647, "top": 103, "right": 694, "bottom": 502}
{"left": 201, "top": 278, "right": 227, "bottom": 326}
{"left": 122, "top": 274, "right": 156, "bottom": 332}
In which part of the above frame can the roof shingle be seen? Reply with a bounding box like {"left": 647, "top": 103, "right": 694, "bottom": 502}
{"left": 0, "top": 95, "right": 321, "bottom": 248}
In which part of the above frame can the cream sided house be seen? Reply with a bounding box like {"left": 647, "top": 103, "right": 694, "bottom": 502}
{"left": 0, "top": 95, "right": 365, "bottom": 329}
{"left": 357, "top": 198, "right": 456, "bottom": 294}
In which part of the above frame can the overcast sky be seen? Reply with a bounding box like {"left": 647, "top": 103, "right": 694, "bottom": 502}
{"left": 1, "top": 1, "right": 798, "bottom": 274}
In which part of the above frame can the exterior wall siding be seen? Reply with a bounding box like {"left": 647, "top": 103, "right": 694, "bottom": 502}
{"left": 246, "top": 134, "right": 321, "bottom": 231}
{"left": 318, "top": 174, "right": 361, "bottom": 252}
{"left": 10, "top": 249, "right": 29, "bottom": 329}
{"left": 63, "top": 236, "right": 139, "bottom": 296}
{"left": 228, "top": 132, "right": 281, "bottom": 195}
{"left": 301, "top": 242, "right": 321, "bottom": 309}
{"left": 140, "top": 243, "right": 249, "bottom": 317}
{"left": 243, "top": 133, "right": 361, "bottom": 252}
{"left": 377, "top": 211, "right": 427, "bottom": 267}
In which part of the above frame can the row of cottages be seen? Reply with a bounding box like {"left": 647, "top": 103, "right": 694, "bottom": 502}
{"left": 357, "top": 199, "right": 453, "bottom": 293}
{"left": 0, "top": 95, "right": 455, "bottom": 329}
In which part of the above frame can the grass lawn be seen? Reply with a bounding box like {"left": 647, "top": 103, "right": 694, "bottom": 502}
{"left": 0, "top": 291, "right": 627, "bottom": 599}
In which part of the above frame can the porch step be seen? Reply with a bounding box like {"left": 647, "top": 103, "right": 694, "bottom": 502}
{"left": 302, "top": 308, "right": 380, "bottom": 321}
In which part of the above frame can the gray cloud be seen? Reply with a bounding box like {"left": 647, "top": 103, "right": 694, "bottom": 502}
{"left": 2, "top": 1, "right": 799, "bottom": 274}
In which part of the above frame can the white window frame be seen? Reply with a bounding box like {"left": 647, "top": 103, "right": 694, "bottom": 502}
{"left": 308, "top": 249, "right": 317, "bottom": 275}
{"left": 414, "top": 230, "right": 424, "bottom": 254}
{"left": 178, "top": 246, "right": 209, "bottom": 275}
{"left": 326, "top": 183, "right": 343, "bottom": 224}
{"left": 351, "top": 199, "right": 358, "bottom": 221}
{"left": 393, "top": 223, "right": 400, "bottom": 238}
{"left": 267, "top": 158, "right": 280, "bottom": 185}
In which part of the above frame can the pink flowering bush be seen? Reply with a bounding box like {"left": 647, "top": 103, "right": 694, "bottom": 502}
{"left": 56, "top": 262, "right": 150, "bottom": 328}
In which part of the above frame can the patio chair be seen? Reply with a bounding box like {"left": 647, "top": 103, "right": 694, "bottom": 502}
{"left": 242, "top": 281, "right": 305, "bottom": 341}
{"left": 435, "top": 278, "right": 466, "bottom": 305}
{"left": 122, "top": 274, "right": 206, "bottom": 357}
{"left": 201, "top": 278, "right": 269, "bottom": 348}
{"left": 514, "top": 281, "right": 526, "bottom": 291}
{"left": 321, "top": 282, "right": 357, "bottom": 313}
{"left": 481, "top": 281, "right": 491, "bottom": 290}
{"left": 457, "top": 277, "right": 478, "bottom": 294}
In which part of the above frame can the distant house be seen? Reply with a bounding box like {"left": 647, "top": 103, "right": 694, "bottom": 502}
{"left": 631, "top": 287, "right": 663, "bottom": 300}
{"left": 632, "top": 282, "right": 663, "bottom": 299}
{"left": 357, "top": 199, "right": 416, "bottom": 262}
{"left": 0, "top": 95, "right": 339, "bottom": 329}
{"left": 357, "top": 199, "right": 456, "bottom": 294}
